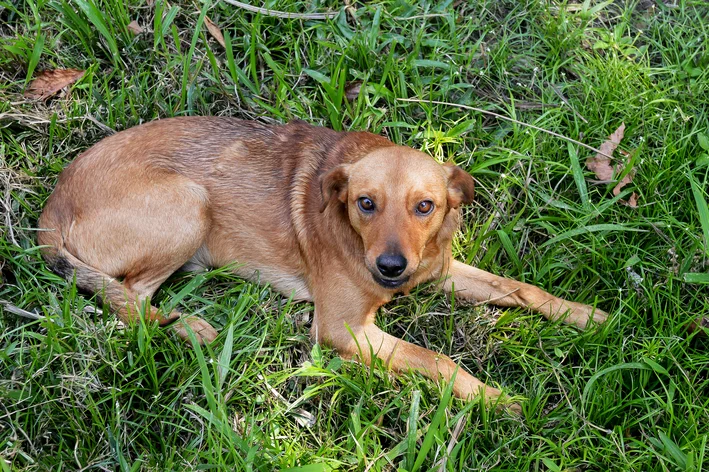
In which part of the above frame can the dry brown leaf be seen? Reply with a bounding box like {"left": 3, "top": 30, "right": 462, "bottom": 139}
{"left": 627, "top": 192, "right": 638, "bottom": 208}
{"left": 585, "top": 123, "right": 639, "bottom": 207}
{"left": 25, "top": 69, "right": 85, "bottom": 100}
{"left": 344, "top": 81, "right": 362, "bottom": 101}
{"left": 127, "top": 20, "right": 144, "bottom": 35}
{"left": 586, "top": 123, "right": 625, "bottom": 181}
{"left": 613, "top": 168, "right": 635, "bottom": 196}
{"left": 688, "top": 315, "right": 709, "bottom": 333}
{"left": 205, "top": 16, "right": 226, "bottom": 49}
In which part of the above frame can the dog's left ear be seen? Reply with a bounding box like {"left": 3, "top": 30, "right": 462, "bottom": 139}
{"left": 443, "top": 163, "right": 475, "bottom": 209}
{"left": 319, "top": 164, "right": 350, "bottom": 212}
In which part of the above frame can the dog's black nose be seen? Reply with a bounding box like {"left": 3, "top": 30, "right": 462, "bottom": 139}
{"left": 376, "top": 254, "right": 407, "bottom": 278}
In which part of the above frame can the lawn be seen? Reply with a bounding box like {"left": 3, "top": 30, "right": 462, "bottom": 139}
{"left": 1, "top": 0, "right": 709, "bottom": 470}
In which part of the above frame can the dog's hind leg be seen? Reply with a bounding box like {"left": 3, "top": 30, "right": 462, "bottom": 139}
{"left": 443, "top": 260, "right": 607, "bottom": 329}
{"left": 52, "top": 249, "right": 216, "bottom": 342}
{"left": 118, "top": 260, "right": 218, "bottom": 344}
{"left": 39, "top": 172, "right": 219, "bottom": 344}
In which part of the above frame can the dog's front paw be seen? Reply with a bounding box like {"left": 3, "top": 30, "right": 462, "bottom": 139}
{"left": 456, "top": 378, "right": 522, "bottom": 414}
{"left": 172, "top": 316, "right": 219, "bottom": 344}
{"left": 562, "top": 301, "right": 607, "bottom": 329}
{"left": 505, "top": 401, "right": 523, "bottom": 415}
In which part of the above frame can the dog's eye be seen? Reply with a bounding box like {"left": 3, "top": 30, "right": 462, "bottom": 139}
{"left": 416, "top": 200, "right": 434, "bottom": 215}
{"left": 358, "top": 197, "right": 375, "bottom": 213}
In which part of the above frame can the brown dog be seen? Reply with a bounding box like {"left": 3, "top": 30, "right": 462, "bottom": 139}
{"left": 38, "top": 117, "right": 606, "bottom": 407}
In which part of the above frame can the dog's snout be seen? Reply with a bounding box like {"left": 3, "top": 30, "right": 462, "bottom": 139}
{"left": 376, "top": 254, "right": 408, "bottom": 278}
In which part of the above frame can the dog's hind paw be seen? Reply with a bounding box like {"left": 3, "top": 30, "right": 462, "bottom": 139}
{"left": 172, "top": 316, "right": 219, "bottom": 344}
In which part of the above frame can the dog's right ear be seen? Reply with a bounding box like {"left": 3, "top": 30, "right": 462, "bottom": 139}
{"left": 319, "top": 164, "right": 350, "bottom": 212}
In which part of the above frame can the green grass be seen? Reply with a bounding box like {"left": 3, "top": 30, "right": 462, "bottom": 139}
{"left": 1, "top": 0, "right": 709, "bottom": 469}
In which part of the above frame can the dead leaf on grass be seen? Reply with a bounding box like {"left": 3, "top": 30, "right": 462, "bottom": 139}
{"left": 627, "top": 192, "right": 638, "bottom": 208}
{"left": 205, "top": 16, "right": 226, "bottom": 49}
{"left": 585, "top": 123, "right": 638, "bottom": 208}
{"left": 127, "top": 20, "right": 144, "bottom": 35}
{"left": 688, "top": 315, "right": 709, "bottom": 334}
{"left": 344, "top": 81, "right": 362, "bottom": 101}
{"left": 586, "top": 123, "right": 625, "bottom": 181}
{"left": 25, "top": 69, "right": 85, "bottom": 100}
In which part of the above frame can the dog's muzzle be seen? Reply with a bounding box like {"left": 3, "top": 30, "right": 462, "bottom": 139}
{"left": 373, "top": 253, "right": 409, "bottom": 289}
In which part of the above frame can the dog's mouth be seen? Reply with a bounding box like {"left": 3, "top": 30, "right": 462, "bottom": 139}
{"left": 373, "top": 274, "right": 410, "bottom": 289}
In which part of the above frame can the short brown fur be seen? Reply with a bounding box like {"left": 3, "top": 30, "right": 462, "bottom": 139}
{"left": 39, "top": 117, "right": 606, "bottom": 409}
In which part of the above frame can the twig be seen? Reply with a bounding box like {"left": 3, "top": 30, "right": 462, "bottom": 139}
{"left": 436, "top": 414, "right": 466, "bottom": 472}
{"left": 394, "top": 13, "right": 450, "bottom": 20}
{"left": 0, "top": 300, "right": 42, "bottom": 320}
{"left": 550, "top": 84, "right": 588, "bottom": 124}
{"left": 0, "top": 396, "right": 67, "bottom": 420}
{"left": 257, "top": 374, "right": 315, "bottom": 427}
{"left": 221, "top": 0, "right": 339, "bottom": 19}
{"left": 84, "top": 114, "right": 116, "bottom": 135}
{"left": 397, "top": 98, "right": 612, "bottom": 159}
{"left": 0, "top": 112, "right": 114, "bottom": 134}
{"left": 0, "top": 194, "right": 18, "bottom": 246}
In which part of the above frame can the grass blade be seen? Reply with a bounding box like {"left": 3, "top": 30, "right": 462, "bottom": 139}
{"left": 25, "top": 32, "right": 44, "bottom": 85}
{"left": 412, "top": 371, "right": 456, "bottom": 471}
{"left": 217, "top": 323, "right": 234, "bottom": 392}
{"left": 568, "top": 142, "right": 590, "bottom": 209}
{"left": 683, "top": 273, "right": 709, "bottom": 284}
{"left": 281, "top": 465, "right": 330, "bottom": 472}
{"left": 179, "top": 0, "right": 209, "bottom": 110}
{"left": 497, "top": 229, "right": 523, "bottom": 276}
{"left": 541, "top": 224, "right": 646, "bottom": 248}
{"left": 74, "top": 0, "right": 119, "bottom": 59}
{"left": 224, "top": 30, "right": 258, "bottom": 95}
{"left": 582, "top": 362, "right": 649, "bottom": 405}
{"left": 405, "top": 390, "right": 421, "bottom": 469}
{"left": 688, "top": 171, "right": 709, "bottom": 256}
{"left": 658, "top": 431, "right": 687, "bottom": 469}
{"left": 185, "top": 324, "right": 216, "bottom": 409}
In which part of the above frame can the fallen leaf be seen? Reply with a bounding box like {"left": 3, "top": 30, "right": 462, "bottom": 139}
{"left": 627, "top": 192, "right": 638, "bottom": 208}
{"left": 204, "top": 16, "right": 225, "bottom": 49}
{"left": 688, "top": 315, "right": 709, "bottom": 334}
{"left": 344, "top": 81, "right": 362, "bottom": 101}
{"left": 25, "top": 69, "right": 85, "bottom": 100}
{"left": 586, "top": 123, "right": 625, "bottom": 181}
{"left": 613, "top": 167, "right": 635, "bottom": 196}
{"left": 127, "top": 20, "right": 144, "bottom": 35}
{"left": 586, "top": 123, "right": 640, "bottom": 207}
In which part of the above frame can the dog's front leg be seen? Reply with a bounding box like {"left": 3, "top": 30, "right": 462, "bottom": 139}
{"left": 443, "top": 260, "right": 607, "bottom": 329}
{"left": 312, "top": 288, "right": 517, "bottom": 410}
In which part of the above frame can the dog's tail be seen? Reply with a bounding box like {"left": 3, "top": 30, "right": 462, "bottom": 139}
{"left": 37, "top": 214, "right": 177, "bottom": 326}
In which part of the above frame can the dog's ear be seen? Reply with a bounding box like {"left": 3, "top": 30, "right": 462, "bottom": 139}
{"left": 319, "top": 164, "right": 350, "bottom": 212}
{"left": 443, "top": 163, "right": 475, "bottom": 209}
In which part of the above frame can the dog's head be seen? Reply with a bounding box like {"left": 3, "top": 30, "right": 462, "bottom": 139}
{"left": 320, "top": 146, "right": 474, "bottom": 290}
